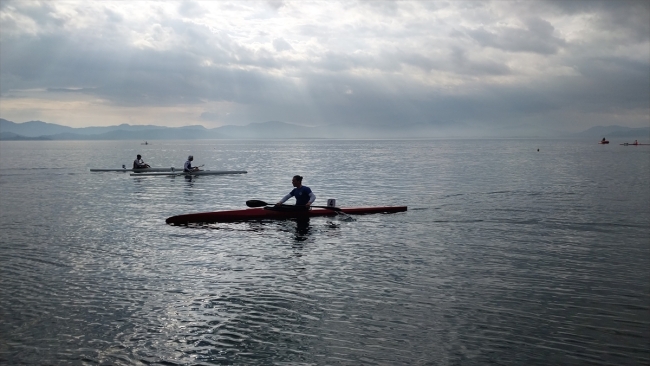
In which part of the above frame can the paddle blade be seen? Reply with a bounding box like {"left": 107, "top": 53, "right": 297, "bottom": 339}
{"left": 246, "top": 200, "right": 269, "bottom": 207}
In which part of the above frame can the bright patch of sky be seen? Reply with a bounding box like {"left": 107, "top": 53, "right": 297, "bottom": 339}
{"left": 1, "top": 0, "right": 648, "bottom": 136}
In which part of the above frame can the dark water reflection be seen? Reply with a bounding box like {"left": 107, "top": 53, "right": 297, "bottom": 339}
{"left": 294, "top": 217, "right": 312, "bottom": 242}
{"left": 0, "top": 139, "right": 648, "bottom": 365}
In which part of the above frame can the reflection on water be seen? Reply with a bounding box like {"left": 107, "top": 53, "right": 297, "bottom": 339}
{"left": 294, "top": 217, "right": 311, "bottom": 241}
{"left": 0, "top": 139, "right": 648, "bottom": 365}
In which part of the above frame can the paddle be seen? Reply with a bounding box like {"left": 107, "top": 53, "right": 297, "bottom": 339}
{"left": 246, "top": 200, "right": 343, "bottom": 212}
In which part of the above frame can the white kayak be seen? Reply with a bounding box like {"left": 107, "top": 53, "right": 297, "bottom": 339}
{"left": 130, "top": 170, "right": 247, "bottom": 177}
{"left": 91, "top": 167, "right": 175, "bottom": 172}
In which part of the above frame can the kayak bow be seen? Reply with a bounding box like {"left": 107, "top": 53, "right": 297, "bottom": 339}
{"left": 166, "top": 206, "right": 407, "bottom": 225}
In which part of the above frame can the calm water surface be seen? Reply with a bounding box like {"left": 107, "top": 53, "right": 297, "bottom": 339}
{"left": 0, "top": 139, "right": 648, "bottom": 365}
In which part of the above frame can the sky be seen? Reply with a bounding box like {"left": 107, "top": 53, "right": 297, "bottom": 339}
{"left": 0, "top": 0, "right": 648, "bottom": 136}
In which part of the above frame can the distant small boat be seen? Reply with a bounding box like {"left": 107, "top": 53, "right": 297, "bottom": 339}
{"left": 599, "top": 138, "right": 609, "bottom": 144}
{"left": 141, "top": 141, "right": 150, "bottom": 145}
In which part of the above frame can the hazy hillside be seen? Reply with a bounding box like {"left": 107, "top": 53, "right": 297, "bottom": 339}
{"left": 1, "top": 119, "right": 77, "bottom": 137}
{"left": 0, "top": 118, "right": 319, "bottom": 140}
{"left": 0, "top": 131, "right": 52, "bottom": 140}
{"left": 0, "top": 119, "right": 211, "bottom": 138}
{"left": 1, "top": 118, "right": 648, "bottom": 140}
{"left": 43, "top": 128, "right": 223, "bottom": 140}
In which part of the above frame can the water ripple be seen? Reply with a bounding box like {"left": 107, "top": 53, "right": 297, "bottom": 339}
{"left": 0, "top": 139, "right": 648, "bottom": 365}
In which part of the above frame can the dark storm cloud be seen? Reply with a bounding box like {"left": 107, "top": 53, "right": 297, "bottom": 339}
{"left": 446, "top": 48, "right": 511, "bottom": 76}
{"left": 465, "top": 17, "right": 565, "bottom": 55}
{"left": 0, "top": 0, "right": 647, "bottom": 133}
{"left": 542, "top": 0, "right": 649, "bottom": 41}
{"left": 1, "top": 12, "right": 288, "bottom": 107}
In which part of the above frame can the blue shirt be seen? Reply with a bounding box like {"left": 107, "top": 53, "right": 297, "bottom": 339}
{"left": 290, "top": 186, "right": 313, "bottom": 206}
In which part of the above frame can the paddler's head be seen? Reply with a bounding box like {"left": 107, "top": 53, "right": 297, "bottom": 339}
{"left": 137, "top": 154, "right": 141, "bottom": 158}
{"left": 292, "top": 175, "right": 303, "bottom": 188}
{"left": 188, "top": 155, "right": 193, "bottom": 161}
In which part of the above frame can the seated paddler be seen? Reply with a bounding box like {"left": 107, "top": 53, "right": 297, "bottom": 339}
{"left": 183, "top": 155, "right": 201, "bottom": 172}
{"left": 133, "top": 154, "right": 151, "bottom": 169}
{"left": 276, "top": 175, "right": 316, "bottom": 208}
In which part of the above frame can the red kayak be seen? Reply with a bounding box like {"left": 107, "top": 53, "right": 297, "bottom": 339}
{"left": 166, "top": 206, "right": 407, "bottom": 225}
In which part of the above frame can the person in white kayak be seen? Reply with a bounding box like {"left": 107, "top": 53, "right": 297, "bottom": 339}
{"left": 133, "top": 154, "right": 151, "bottom": 169}
{"left": 276, "top": 175, "right": 316, "bottom": 207}
{"left": 183, "top": 155, "right": 201, "bottom": 172}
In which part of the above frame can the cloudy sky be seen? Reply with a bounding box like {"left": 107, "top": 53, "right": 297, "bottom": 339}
{"left": 1, "top": 0, "right": 648, "bottom": 136}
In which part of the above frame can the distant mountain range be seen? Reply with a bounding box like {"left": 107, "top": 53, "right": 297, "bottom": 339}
{"left": 0, "top": 118, "right": 648, "bottom": 140}
{"left": 1, "top": 118, "right": 460, "bottom": 140}
{"left": 0, "top": 119, "right": 319, "bottom": 140}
